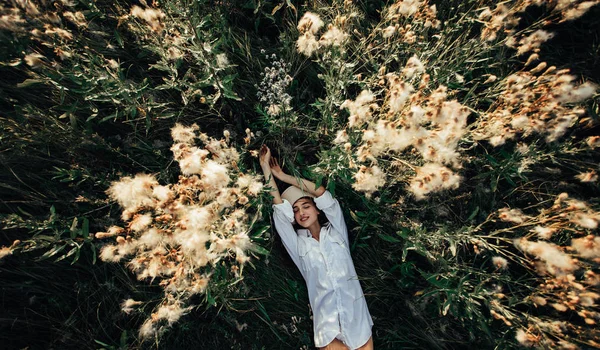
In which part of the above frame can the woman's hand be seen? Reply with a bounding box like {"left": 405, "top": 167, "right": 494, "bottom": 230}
{"left": 269, "top": 157, "right": 285, "bottom": 179}
{"left": 259, "top": 144, "right": 271, "bottom": 169}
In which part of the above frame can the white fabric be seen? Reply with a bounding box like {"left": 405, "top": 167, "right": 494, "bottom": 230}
{"left": 272, "top": 190, "right": 373, "bottom": 349}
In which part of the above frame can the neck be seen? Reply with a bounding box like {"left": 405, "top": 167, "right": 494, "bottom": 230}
{"left": 308, "top": 222, "right": 321, "bottom": 241}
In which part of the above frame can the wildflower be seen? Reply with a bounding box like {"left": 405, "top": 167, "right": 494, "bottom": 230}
{"left": 155, "top": 302, "right": 191, "bottom": 325}
{"left": 569, "top": 212, "right": 598, "bottom": 229}
{"left": 319, "top": 25, "right": 348, "bottom": 47}
{"left": 62, "top": 11, "right": 87, "bottom": 27}
{"left": 44, "top": 26, "right": 73, "bottom": 41}
{"left": 576, "top": 170, "right": 598, "bottom": 183}
{"left": 572, "top": 235, "right": 600, "bottom": 258}
{"left": 492, "top": 256, "right": 508, "bottom": 270}
{"left": 24, "top": 53, "right": 45, "bottom": 69}
{"left": 107, "top": 59, "right": 119, "bottom": 70}
{"left": 267, "top": 104, "right": 282, "bottom": 116}
{"left": 130, "top": 213, "right": 153, "bottom": 232}
{"left": 167, "top": 47, "right": 183, "bottom": 60}
{"left": 557, "top": 81, "right": 596, "bottom": 103}
{"left": 137, "top": 228, "right": 164, "bottom": 248}
{"left": 257, "top": 55, "right": 293, "bottom": 113}
{"left": 138, "top": 319, "right": 155, "bottom": 339}
{"left": 515, "top": 329, "right": 538, "bottom": 347}
{"left": 54, "top": 48, "right": 72, "bottom": 60}
{"left": 525, "top": 53, "right": 539, "bottom": 67}
{"left": 334, "top": 129, "right": 349, "bottom": 144}
{"left": 386, "top": 74, "right": 414, "bottom": 112}
{"left": 178, "top": 149, "right": 206, "bottom": 175}
{"left": 0, "top": 246, "right": 13, "bottom": 260}
{"left": 0, "top": 14, "right": 26, "bottom": 32}
{"left": 171, "top": 123, "right": 199, "bottom": 144}
{"left": 402, "top": 55, "right": 425, "bottom": 79}
{"left": 107, "top": 174, "right": 158, "bottom": 211}
{"left": 152, "top": 185, "right": 173, "bottom": 204}
{"left": 95, "top": 226, "right": 125, "bottom": 239}
{"left": 216, "top": 53, "right": 229, "bottom": 68}
{"left": 563, "top": 1, "right": 598, "bottom": 21}
{"left": 99, "top": 245, "right": 122, "bottom": 262}
{"left": 121, "top": 299, "right": 142, "bottom": 314}
{"left": 531, "top": 226, "right": 555, "bottom": 240}
{"left": 130, "top": 5, "right": 165, "bottom": 32}
{"left": 551, "top": 303, "right": 568, "bottom": 312}
{"left": 530, "top": 62, "right": 547, "bottom": 74}
{"left": 516, "top": 30, "right": 554, "bottom": 55}
{"left": 531, "top": 296, "right": 547, "bottom": 306}
{"left": 586, "top": 136, "right": 600, "bottom": 148}
{"left": 297, "top": 12, "right": 324, "bottom": 34}
{"left": 201, "top": 160, "right": 230, "bottom": 189}
{"left": 514, "top": 238, "right": 578, "bottom": 275}
{"left": 352, "top": 165, "right": 386, "bottom": 195}
{"left": 498, "top": 208, "right": 528, "bottom": 224}
{"left": 246, "top": 180, "right": 263, "bottom": 197}
{"left": 393, "top": 0, "right": 423, "bottom": 17}
{"left": 382, "top": 25, "right": 396, "bottom": 38}
{"left": 408, "top": 163, "right": 461, "bottom": 200}
{"left": 341, "top": 90, "right": 376, "bottom": 127}
{"left": 297, "top": 32, "right": 320, "bottom": 56}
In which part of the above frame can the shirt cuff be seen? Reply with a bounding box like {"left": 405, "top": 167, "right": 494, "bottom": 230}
{"left": 273, "top": 199, "right": 295, "bottom": 223}
{"left": 314, "top": 190, "right": 335, "bottom": 210}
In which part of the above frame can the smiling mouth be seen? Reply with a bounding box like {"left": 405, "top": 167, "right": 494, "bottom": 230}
{"left": 299, "top": 217, "right": 309, "bottom": 222}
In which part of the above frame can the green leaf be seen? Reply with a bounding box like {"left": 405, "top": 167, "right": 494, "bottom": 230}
{"left": 81, "top": 218, "right": 89, "bottom": 237}
{"left": 467, "top": 207, "right": 479, "bottom": 221}
{"left": 89, "top": 242, "right": 97, "bottom": 264}
{"left": 37, "top": 244, "right": 67, "bottom": 261}
{"left": 250, "top": 244, "right": 270, "bottom": 256}
{"left": 120, "top": 330, "right": 128, "bottom": 347}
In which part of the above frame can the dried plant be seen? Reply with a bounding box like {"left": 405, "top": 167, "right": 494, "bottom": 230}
{"left": 96, "top": 124, "right": 263, "bottom": 339}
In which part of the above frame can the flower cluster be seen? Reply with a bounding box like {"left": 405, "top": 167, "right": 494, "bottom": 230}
{"left": 479, "top": 1, "right": 600, "bottom": 43}
{"left": 491, "top": 193, "right": 600, "bottom": 348}
{"left": 296, "top": 12, "right": 350, "bottom": 56}
{"left": 256, "top": 52, "right": 293, "bottom": 117}
{"left": 384, "top": 0, "right": 440, "bottom": 28}
{"left": 130, "top": 5, "right": 166, "bottom": 32}
{"left": 97, "top": 123, "right": 263, "bottom": 339}
{"left": 473, "top": 68, "right": 597, "bottom": 146}
{"left": 340, "top": 55, "right": 468, "bottom": 199}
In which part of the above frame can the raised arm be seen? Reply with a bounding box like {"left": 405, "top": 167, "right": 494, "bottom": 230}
{"left": 259, "top": 145, "right": 282, "bottom": 204}
{"left": 269, "top": 157, "right": 326, "bottom": 197}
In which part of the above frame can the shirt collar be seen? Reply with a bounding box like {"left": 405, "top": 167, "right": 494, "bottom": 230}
{"left": 297, "top": 223, "right": 330, "bottom": 237}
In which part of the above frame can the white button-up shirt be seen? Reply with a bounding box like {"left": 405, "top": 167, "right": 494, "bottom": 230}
{"left": 273, "top": 191, "right": 373, "bottom": 349}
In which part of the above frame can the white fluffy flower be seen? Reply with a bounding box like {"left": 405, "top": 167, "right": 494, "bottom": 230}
{"left": 297, "top": 32, "right": 320, "bottom": 56}
{"left": 171, "top": 123, "right": 199, "bottom": 144}
{"left": 352, "top": 165, "right": 386, "bottom": 195}
{"left": 320, "top": 25, "right": 348, "bottom": 46}
{"left": 297, "top": 12, "right": 324, "bottom": 34}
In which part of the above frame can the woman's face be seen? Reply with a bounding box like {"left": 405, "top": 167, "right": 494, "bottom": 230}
{"left": 293, "top": 198, "right": 320, "bottom": 228}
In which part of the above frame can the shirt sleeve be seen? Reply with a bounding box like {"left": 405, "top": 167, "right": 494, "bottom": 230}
{"left": 314, "top": 190, "right": 349, "bottom": 246}
{"left": 272, "top": 199, "right": 302, "bottom": 270}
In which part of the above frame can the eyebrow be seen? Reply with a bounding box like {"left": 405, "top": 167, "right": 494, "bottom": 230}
{"left": 292, "top": 201, "right": 311, "bottom": 210}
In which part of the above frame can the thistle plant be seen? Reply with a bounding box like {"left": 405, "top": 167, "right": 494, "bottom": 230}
{"left": 96, "top": 124, "right": 263, "bottom": 339}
